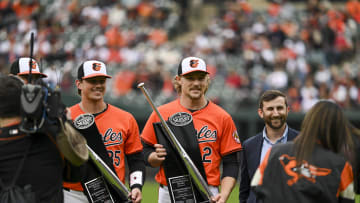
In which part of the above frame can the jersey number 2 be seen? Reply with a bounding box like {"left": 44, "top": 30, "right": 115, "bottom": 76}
{"left": 202, "top": 147, "right": 212, "bottom": 163}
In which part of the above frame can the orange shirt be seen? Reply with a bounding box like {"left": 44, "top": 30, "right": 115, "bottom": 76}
{"left": 63, "top": 104, "right": 142, "bottom": 191}
{"left": 141, "top": 99, "right": 242, "bottom": 186}
{"left": 346, "top": 1, "right": 360, "bottom": 23}
{"left": 12, "top": 1, "right": 39, "bottom": 18}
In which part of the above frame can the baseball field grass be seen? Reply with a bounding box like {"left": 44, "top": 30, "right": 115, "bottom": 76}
{"left": 141, "top": 181, "right": 239, "bottom": 202}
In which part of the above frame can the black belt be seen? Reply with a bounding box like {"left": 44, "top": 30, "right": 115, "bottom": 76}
{"left": 63, "top": 188, "right": 70, "bottom": 191}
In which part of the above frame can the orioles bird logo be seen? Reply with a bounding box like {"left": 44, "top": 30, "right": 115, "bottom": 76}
{"left": 30, "top": 60, "right": 37, "bottom": 69}
{"left": 190, "top": 60, "right": 199, "bottom": 68}
{"left": 92, "top": 63, "right": 102, "bottom": 71}
{"left": 279, "top": 154, "right": 331, "bottom": 186}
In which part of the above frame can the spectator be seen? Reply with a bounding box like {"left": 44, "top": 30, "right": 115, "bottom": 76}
{"left": 300, "top": 76, "right": 318, "bottom": 112}
{"left": 239, "top": 90, "right": 299, "bottom": 203}
{"left": 251, "top": 100, "right": 356, "bottom": 203}
{"left": 0, "top": 0, "right": 359, "bottom": 113}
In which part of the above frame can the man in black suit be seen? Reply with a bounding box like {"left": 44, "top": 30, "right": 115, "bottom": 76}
{"left": 239, "top": 90, "right": 299, "bottom": 203}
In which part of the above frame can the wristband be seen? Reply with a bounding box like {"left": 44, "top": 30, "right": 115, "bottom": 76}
{"left": 130, "top": 171, "right": 143, "bottom": 188}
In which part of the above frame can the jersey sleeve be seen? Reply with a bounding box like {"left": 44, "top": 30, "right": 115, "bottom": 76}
{"left": 124, "top": 114, "right": 143, "bottom": 155}
{"left": 337, "top": 161, "right": 355, "bottom": 200}
{"left": 140, "top": 112, "right": 158, "bottom": 145}
{"left": 219, "top": 116, "right": 242, "bottom": 156}
{"left": 251, "top": 147, "right": 271, "bottom": 187}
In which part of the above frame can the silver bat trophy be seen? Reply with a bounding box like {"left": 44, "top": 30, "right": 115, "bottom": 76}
{"left": 137, "top": 82, "right": 214, "bottom": 201}
{"left": 87, "top": 145, "right": 131, "bottom": 201}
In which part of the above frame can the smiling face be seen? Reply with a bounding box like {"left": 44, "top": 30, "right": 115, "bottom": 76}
{"left": 258, "top": 96, "right": 289, "bottom": 130}
{"left": 177, "top": 71, "right": 209, "bottom": 100}
{"left": 76, "top": 76, "right": 107, "bottom": 102}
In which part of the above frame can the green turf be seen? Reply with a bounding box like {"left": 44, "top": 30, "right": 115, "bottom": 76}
{"left": 141, "top": 181, "right": 239, "bottom": 202}
{"left": 142, "top": 182, "right": 360, "bottom": 202}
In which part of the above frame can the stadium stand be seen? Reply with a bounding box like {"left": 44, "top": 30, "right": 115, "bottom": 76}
{"left": 0, "top": 0, "right": 359, "bottom": 116}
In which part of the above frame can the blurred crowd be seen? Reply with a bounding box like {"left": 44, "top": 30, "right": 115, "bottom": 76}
{"left": 0, "top": 0, "right": 359, "bottom": 113}
{"left": 203, "top": 0, "right": 360, "bottom": 113}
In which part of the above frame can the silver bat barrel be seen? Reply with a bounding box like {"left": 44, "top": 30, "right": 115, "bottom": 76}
{"left": 137, "top": 82, "right": 214, "bottom": 201}
{"left": 87, "top": 145, "right": 131, "bottom": 199}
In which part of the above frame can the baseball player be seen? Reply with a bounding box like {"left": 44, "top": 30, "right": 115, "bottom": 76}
{"left": 63, "top": 60, "right": 145, "bottom": 203}
{"left": 10, "top": 57, "right": 47, "bottom": 83}
{"left": 141, "top": 56, "right": 242, "bottom": 203}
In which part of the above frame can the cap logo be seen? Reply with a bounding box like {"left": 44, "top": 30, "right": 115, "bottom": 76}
{"left": 169, "top": 112, "right": 192, "bottom": 126}
{"left": 92, "top": 63, "right": 101, "bottom": 71}
{"left": 30, "top": 60, "right": 37, "bottom": 69}
{"left": 189, "top": 60, "right": 199, "bottom": 68}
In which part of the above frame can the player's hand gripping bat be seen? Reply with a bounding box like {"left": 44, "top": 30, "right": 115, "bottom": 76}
{"left": 138, "top": 82, "right": 214, "bottom": 202}
{"left": 87, "top": 145, "right": 132, "bottom": 202}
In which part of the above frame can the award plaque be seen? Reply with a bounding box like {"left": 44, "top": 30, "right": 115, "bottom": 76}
{"left": 153, "top": 113, "right": 210, "bottom": 203}
{"left": 74, "top": 114, "right": 130, "bottom": 202}
{"left": 84, "top": 177, "right": 114, "bottom": 203}
{"left": 168, "top": 175, "right": 196, "bottom": 203}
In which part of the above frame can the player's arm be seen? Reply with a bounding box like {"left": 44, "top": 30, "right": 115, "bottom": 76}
{"left": 212, "top": 177, "right": 237, "bottom": 203}
{"left": 127, "top": 152, "right": 145, "bottom": 190}
{"left": 141, "top": 112, "right": 167, "bottom": 167}
{"left": 142, "top": 140, "right": 167, "bottom": 168}
{"left": 125, "top": 114, "right": 146, "bottom": 203}
{"left": 212, "top": 151, "right": 240, "bottom": 202}
{"left": 126, "top": 152, "right": 145, "bottom": 203}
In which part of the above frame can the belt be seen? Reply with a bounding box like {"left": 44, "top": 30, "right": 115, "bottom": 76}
{"left": 63, "top": 188, "right": 70, "bottom": 191}
{"left": 160, "top": 184, "right": 164, "bottom": 188}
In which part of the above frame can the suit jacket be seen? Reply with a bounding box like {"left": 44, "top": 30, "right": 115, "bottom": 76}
{"left": 239, "top": 127, "right": 299, "bottom": 203}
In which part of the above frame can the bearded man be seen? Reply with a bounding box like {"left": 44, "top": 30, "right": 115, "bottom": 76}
{"left": 141, "top": 56, "right": 242, "bottom": 203}
{"left": 239, "top": 90, "right": 299, "bottom": 203}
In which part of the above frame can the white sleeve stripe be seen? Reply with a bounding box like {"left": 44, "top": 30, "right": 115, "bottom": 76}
{"left": 340, "top": 182, "right": 355, "bottom": 200}
{"left": 251, "top": 168, "right": 262, "bottom": 187}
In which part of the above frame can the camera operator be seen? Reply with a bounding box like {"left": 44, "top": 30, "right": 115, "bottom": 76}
{"left": 0, "top": 56, "right": 88, "bottom": 202}
{"left": 0, "top": 75, "right": 64, "bottom": 202}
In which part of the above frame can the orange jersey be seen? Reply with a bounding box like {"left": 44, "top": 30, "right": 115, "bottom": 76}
{"left": 63, "top": 104, "right": 142, "bottom": 191}
{"left": 141, "top": 99, "right": 242, "bottom": 186}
